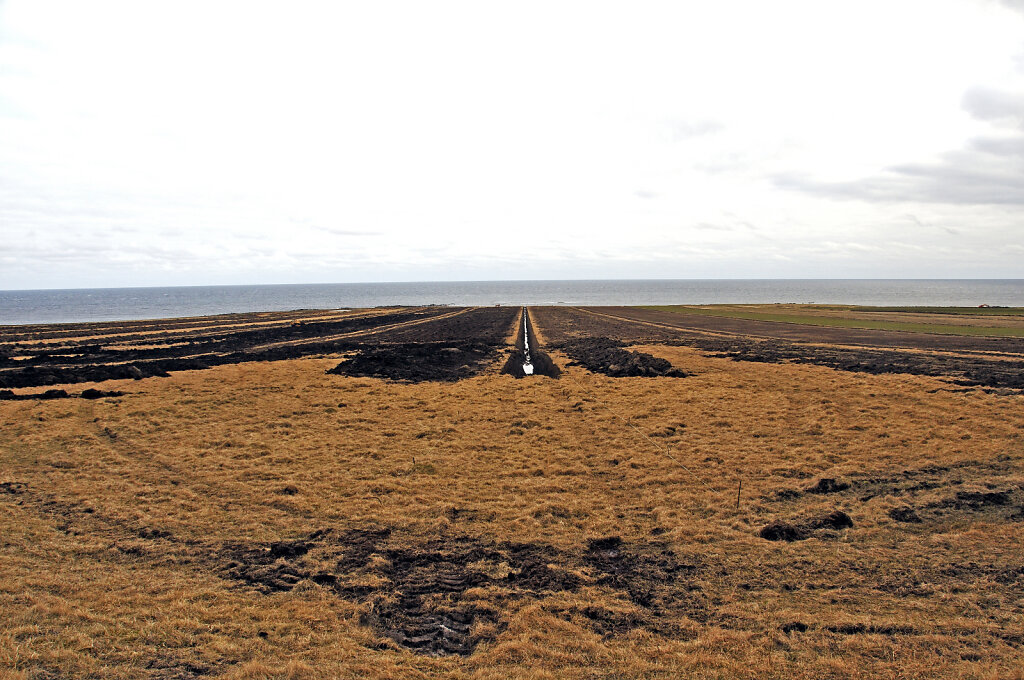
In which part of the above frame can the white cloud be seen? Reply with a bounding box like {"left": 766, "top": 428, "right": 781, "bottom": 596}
{"left": 1, "top": 0, "right": 1023, "bottom": 288}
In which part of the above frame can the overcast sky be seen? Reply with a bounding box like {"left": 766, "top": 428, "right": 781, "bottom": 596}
{"left": 2, "top": 1, "right": 1023, "bottom": 289}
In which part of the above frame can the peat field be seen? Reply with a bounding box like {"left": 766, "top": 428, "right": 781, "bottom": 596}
{"left": 0, "top": 306, "right": 521, "bottom": 392}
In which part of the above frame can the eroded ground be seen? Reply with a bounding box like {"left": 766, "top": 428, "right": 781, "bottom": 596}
{"left": 1, "top": 306, "right": 1022, "bottom": 679}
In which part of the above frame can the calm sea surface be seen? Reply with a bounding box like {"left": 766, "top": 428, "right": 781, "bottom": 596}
{"left": 2, "top": 280, "right": 1023, "bottom": 326}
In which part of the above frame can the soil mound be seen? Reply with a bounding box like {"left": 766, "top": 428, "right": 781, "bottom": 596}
{"left": 555, "top": 338, "right": 688, "bottom": 378}
{"left": 808, "top": 510, "right": 854, "bottom": 530}
{"left": 805, "top": 478, "right": 850, "bottom": 494}
{"left": 326, "top": 341, "right": 498, "bottom": 382}
{"left": 758, "top": 522, "right": 808, "bottom": 542}
{"left": 889, "top": 506, "right": 922, "bottom": 523}
{"left": 759, "top": 510, "right": 854, "bottom": 541}
{"left": 0, "top": 389, "right": 69, "bottom": 400}
{"left": 80, "top": 389, "right": 125, "bottom": 399}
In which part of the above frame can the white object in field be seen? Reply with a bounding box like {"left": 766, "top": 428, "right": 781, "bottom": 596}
{"left": 521, "top": 307, "right": 534, "bottom": 375}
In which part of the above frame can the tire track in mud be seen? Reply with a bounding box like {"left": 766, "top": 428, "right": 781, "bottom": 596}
{"left": 216, "top": 528, "right": 702, "bottom": 656}
{"left": 0, "top": 479, "right": 704, "bottom": 658}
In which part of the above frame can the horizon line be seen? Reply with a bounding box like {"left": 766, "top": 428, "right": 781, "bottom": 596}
{"left": 5, "top": 277, "right": 1024, "bottom": 294}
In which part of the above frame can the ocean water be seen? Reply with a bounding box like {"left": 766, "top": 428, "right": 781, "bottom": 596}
{"left": 1, "top": 280, "right": 1022, "bottom": 326}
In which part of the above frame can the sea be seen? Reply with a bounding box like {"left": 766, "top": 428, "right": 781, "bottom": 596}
{"left": 1, "top": 280, "right": 1023, "bottom": 326}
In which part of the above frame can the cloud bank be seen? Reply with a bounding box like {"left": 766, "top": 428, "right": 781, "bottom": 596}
{"left": 1, "top": 0, "right": 1023, "bottom": 288}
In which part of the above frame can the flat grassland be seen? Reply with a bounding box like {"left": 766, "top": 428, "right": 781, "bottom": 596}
{"left": 1, "top": 306, "right": 1023, "bottom": 679}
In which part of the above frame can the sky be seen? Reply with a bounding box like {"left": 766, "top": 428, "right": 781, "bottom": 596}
{"left": 1, "top": 0, "right": 1023, "bottom": 290}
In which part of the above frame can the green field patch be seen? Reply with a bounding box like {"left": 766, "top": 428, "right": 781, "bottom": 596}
{"left": 857, "top": 306, "right": 1024, "bottom": 316}
{"left": 643, "top": 305, "right": 1024, "bottom": 337}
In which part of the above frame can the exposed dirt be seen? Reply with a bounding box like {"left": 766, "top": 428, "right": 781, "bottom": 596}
{"left": 0, "top": 388, "right": 124, "bottom": 401}
{"left": 80, "top": 388, "right": 125, "bottom": 399}
{"left": 0, "top": 307, "right": 364, "bottom": 342}
{"left": 582, "top": 536, "right": 699, "bottom": 616}
{"left": 773, "top": 477, "right": 851, "bottom": 500}
{"left": 591, "top": 306, "right": 1024, "bottom": 354}
{"left": 529, "top": 306, "right": 685, "bottom": 345}
{"left": 0, "top": 309, "right": 440, "bottom": 388}
{"left": 1, "top": 308, "right": 431, "bottom": 354}
{"left": 888, "top": 506, "right": 923, "bottom": 523}
{"left": 0, "top": 388, "right": 71, "bottom": 400}
{"left": 944, "top": 488, "right": 1014, "bottom": 508}
{"left": 0, "top": 307, "right": 520, "bottom": 390}
{"left": 501, "top": 309, "right": 560, "bottom": 379}
{"left": 327, "top": 341, "right": 499, "bottom": 383}
{"left": 325, "top": 307, "right": 520, "bottom": 383}
{"left": 805, "top": 477, "right": 851, "bottom": 494}
{"left": 758, "top": 510, "right": 854, "bottom": 542}
{"left": 368, "top": 307, "right": 519, "bottom": 345}
{"left": 766, "top": 459, "right": 1024, "bottom": 529}
{"left": 216, "top": 527, "right": 699, "bottom": 656}
{"left": 0, "top": 481, "right": 27, "bottom": 494}
{"left": 553, "top": 337, "right": 688, "bottom": 378}
{"left": 681, "top": 336, "right": 1024, "bottom": 391}
{"left": 529, "top": 306, "right": 1024, "bottom": 390}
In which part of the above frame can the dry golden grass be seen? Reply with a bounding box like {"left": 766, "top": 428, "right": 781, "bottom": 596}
{"left": 2, "top": 334, "right": 1023, "bottom": 678}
